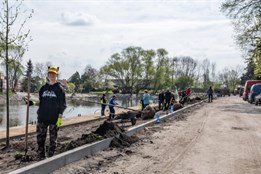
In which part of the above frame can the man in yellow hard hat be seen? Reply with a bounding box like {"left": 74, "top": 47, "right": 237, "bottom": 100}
{"left": 36, "top": 66, "right": 67, "bottom": 160}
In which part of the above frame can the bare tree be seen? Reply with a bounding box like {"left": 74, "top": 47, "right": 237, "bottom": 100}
{"left": 201, "top": 59, "right": 211, "bottom": 89}
{"left": 210, "top": 62, "right": 217, "bottom": 85}
{"left": 34, "top": 61, "right": 51, "bottom": 85}
{"left": 0, "top": 0, "right": 33, "bottom": 147}
{"left": 218, "top": 65, "right": 244, "bottom": 91}
{"left": 174, "top": 56, "right": 198, "bottom": 79}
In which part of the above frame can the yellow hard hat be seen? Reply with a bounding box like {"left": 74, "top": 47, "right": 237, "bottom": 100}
{"left": 48, "top": 66, "right": 59, "bottom": 74}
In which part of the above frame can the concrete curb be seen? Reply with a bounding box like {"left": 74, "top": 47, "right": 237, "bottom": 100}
{"left": 9, "top": 137, "right": 114, "bottom": 174}
{"left": 10, "top": 100, "right": 205, "bottom": 174}
{"left": 127, "top": 100, "right": 205, "bottom": 136}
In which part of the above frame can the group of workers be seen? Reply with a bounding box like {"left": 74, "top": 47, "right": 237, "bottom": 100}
{"left": 30, "top": 64, "right": 217, "bottom": 164}
{"left": 158, "top": 87, "right": 192, "bottom": 110}
{"left": 26, "top": 65, "right": 199, "bottom": 161}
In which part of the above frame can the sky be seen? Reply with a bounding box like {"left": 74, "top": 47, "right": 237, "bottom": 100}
{"left": 11, "top": 0, "right": 244, "bottom": 79}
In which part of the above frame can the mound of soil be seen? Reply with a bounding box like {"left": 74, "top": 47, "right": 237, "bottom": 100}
{"left": 58, "top": 121, "right": 125, "bottom": 153}
{"left": 59, "top": 133, "right": 103, "bottom": 152}
{"left": 173, "top": 103, "right": 183, "bottom": 110}
{"left": 194, "top": 96, "right": 202, "bottom": 100}
{"left": 116, "top": 111, "right": 141, "bottom": 120}
{"left": 110, "top": 133, "right": 139, "bottom": 148}
{"left": 142, "top": 105, "right": 156, "bottom": 120}
{"left": 94, "top": 121, "right": 125, "bottom": 138}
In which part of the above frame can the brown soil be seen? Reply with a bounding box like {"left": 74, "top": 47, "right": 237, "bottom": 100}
{"left": 94, "top": 121, "right": 125, "bottom": 138}
{"left": 0, "top": 112, "right": 151, "bottom": 173}
{"left": 110, "top": 133, "right": 139, "bottom": 148}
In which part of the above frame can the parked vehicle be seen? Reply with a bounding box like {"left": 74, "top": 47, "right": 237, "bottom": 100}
{"left": 214, "top": 89, "right": 222, "bottom": 97}
{"left": 243, "top": 80, "right": 261, "bottom": 101}
{"left": 235, "top": 85, "right": 244, "bottom": 96}
{"left": 254, "top": 93, "right": 261, "bottom": 105}
{"left": 248, "top": 84, "right": 261, "bottom": 103}
{"left": 221, "top": 87, "right": 230, "bottom": 96}
{"left": 239, "top": 87, "right": 244, "bottom": 97}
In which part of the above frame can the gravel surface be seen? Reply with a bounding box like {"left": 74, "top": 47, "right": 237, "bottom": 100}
{"left": 54, "top": 96, "right": 261, "bottom": 174}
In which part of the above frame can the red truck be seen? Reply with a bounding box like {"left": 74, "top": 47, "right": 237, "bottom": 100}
{"left": 243, "top": 80, "right": 261, "bottom": 101}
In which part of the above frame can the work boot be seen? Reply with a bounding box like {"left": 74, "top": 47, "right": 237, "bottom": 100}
{"left": 47, "top": 152, "right": 54, "bottom": 158}
{"left": 37, "top": 154, "right": 46, "bottom": 161}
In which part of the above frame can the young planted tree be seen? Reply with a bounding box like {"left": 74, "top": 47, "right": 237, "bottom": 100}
{"left": 25, "top": 59, "right": 32, "bottom": 154}
{"left": 0, "top": 0, "right": 33, "bottom": 147}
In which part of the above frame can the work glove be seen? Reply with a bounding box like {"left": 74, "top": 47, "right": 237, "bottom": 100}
{"left": 56, "top": 117, "right": 62, "bottom": 128}
{"left": 23, "top": 97, "right": 37, "bottom": 106}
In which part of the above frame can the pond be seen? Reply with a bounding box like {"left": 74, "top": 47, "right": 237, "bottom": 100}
{"left": 0, "top": 94, "right": 157, "bottom": 130}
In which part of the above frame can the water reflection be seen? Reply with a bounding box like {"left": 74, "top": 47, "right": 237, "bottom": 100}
{"left": 0, "top": 94, "right": 156, "bottom": 130}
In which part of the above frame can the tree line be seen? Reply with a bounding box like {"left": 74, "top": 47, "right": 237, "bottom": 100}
{"left": 221, "top": 0, "right": 261, "bottom": 83}
{"left": 15, "top": 46, "right": 241, "bottom": 95}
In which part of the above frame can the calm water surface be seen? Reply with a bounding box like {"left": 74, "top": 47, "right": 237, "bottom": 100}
{"left": 0, "top": 95, "right": 156, "bottom": 130}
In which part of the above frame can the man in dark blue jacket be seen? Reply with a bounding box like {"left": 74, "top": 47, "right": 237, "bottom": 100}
{"left": 207, "top": 86, "right": 213, "bottom": 103}
{"left": 109, "top": 95, "right": 118, "bottom": 120}
{"left": 37, "top": 66, "right": 67, "bottom": 160}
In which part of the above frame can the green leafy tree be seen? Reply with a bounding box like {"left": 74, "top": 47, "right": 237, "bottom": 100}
{"left": 152, "top": 48, "right": 169, "bottom": 92}
{"left": 101, "top": 46, "right": 143, "bottom": 94}
{"left": 81, "top": 65, "right": 99, "bottom": 93}
{"left": 174, "top": 76, "right": 194, "bottom": 90}
{"left": 66, "top": 82, "right": 76, "bottom": 93}
{"left": 253, "top": 38, "right": 261, "bottom": 77}
{"left": 21, "top": 75, "right": 41, "bottom": 92}
{"left": 1, "top": 58, "right": 24, "bottom": 92}
{"left": 140, "top": 49, "right": 156, "bottom": 91}
{"left": 221, "top": 0, "right": 261, "bottom": 77}
{"left": 99, "top": 66, "right": 114, "bottom": 93}
{"left": 121, "top": 46, "right": 143, "bottom": 94}
{"left": 68, "top": 71, "right": 81, "bottom": 92}
{"left": 240, "top": 58, "right": 258, "bottom": 84}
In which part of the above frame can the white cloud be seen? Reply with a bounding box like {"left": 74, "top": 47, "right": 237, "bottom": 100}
{"left": 61, "top": 12, "right": 100, "bottom": 26}
{"left": 18, "top": 0, "right": 244, "bottom": 79}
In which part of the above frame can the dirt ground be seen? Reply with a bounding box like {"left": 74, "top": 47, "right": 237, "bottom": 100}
{"left": 0, "top": 102, "right": 184, "bottom": 174}
{"left": 53, "top": 96, "right": 261, "bottom": 174}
